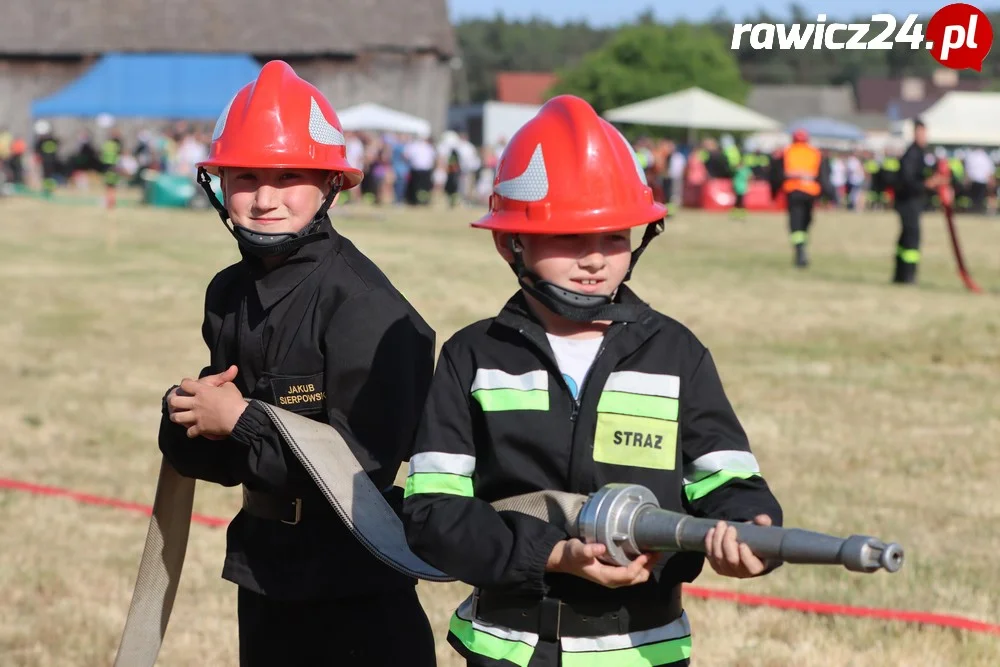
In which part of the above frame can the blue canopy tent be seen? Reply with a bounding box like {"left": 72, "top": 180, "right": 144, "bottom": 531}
{"left": 31, "top": 52, "right": 262, "bottom": 119}
{"left": 786, "top": 117, "right": 865, "bottom": 142}
{"left": 30, "top": 53, "right": 260, "bottom": 207}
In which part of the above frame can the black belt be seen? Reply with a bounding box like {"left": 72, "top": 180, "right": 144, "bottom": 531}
{"left": 473, "top": 586, "right": 683, "bottom": 641}
{"left": 241, "top": 486, "right": 329, "bottom": 525}
{"left": 241, "top": 484, "right": 404, "bottom": 526}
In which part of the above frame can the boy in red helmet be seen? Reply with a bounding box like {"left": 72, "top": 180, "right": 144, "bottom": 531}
{"left": 158, "top": 60, "right": 436, "bottom": 666}
{"left": 402, "top": 95, "right": 783, "bottom": 667}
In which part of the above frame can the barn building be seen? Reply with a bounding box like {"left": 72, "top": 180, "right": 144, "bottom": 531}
{"left": 0, "top": 0, "right": 455, "bottom": 141}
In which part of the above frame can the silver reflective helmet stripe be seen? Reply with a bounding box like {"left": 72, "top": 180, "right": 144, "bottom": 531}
{"left": 210, "top": 96, "right": 345, "bottom": 147}
{"left": 212, "top": 93, "right": 238, "bottom": 141}
{"left": 610, "top": 126, "right": 648, "bottom": 185}
{"left": 309, "top": 97, "right": 345, "bottom": 146}
{"left": 495, "top": 143, "right": 548, "bottom": 202}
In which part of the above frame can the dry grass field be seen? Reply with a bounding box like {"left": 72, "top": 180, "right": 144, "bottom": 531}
{"left": 0, "top": 194, "right": 998, "bottom": 666}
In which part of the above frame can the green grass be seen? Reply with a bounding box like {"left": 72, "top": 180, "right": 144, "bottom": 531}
{"left": 0, "top": 194, "right": 998, "bottom": 666}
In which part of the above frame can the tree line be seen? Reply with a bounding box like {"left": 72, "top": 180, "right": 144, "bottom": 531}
{"left": 452, "top": 4, "right": 1000, "bottom": 109}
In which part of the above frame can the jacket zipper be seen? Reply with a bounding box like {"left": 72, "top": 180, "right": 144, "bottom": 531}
{"left": 518, "top": 324, "right": 624, "bottom": 423}
{"left": 571, "top": 324, "right": 623, "bottom": 422}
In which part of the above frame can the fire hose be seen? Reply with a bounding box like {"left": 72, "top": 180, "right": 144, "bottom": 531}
{"left": 114, "top": 402, "right": 903, "bottom": 666}
{"left": 937, "top": 157, "right": 983, "bottom": 294}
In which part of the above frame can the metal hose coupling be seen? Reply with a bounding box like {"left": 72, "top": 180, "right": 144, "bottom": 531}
{"left": 574, "top": 484, "right": 904, "bottom": 573}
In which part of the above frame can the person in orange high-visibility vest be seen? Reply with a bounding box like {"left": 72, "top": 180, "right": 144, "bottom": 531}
{"left": 778, "top": 129, "right": 822, "bottom": 268}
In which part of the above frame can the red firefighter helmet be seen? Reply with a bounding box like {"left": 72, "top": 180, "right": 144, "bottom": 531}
{"left": 198, "top": 60, "right": 363, "bottom": 188}
{"left": 472, "top": 95, "right": 666, "bottom": 234}
{"left": 792, "top": 128, "right": 809, "bottom": 143}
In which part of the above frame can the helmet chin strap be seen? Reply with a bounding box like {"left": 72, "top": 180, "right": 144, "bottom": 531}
{"left": 196, "top": 167, "right": 341, "bottom": 259}
{"left": 507, "top": 220, "right": 664, "bottom": 323}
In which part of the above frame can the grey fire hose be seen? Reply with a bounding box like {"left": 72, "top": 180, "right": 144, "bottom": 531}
{"left": 115, "top": 402, "right": 904, "bottom": 666}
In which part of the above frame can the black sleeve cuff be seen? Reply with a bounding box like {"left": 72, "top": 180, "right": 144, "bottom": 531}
{"left": 525, "top": 525, "right": 567, "bottom": 594}
{"left": 161, "top": 384, "right": 180, "bottom": 416}
{"left": 230, "top": 399, "right": 270, "bottom": 449}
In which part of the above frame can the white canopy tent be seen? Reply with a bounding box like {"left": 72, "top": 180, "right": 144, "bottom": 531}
{"left": 899, "top": 92, "right": 1000, "bottom": 147}
{"left": 336, "top": 102, "right": 431, "bottom": 137}
{"left": 603, "top": 87, "right": 780, "bottom": 141}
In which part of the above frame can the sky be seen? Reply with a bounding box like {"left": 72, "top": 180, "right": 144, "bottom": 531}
{"left": 448, "top": 0, "right": 1000, "bottom": 27}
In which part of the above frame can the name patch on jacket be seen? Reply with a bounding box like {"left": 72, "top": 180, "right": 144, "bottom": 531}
{"left": 592, "top": 371, "right": 679, "bottom": 470}
{"left": 270, "top": 373, "right": 326, "bottom": 413}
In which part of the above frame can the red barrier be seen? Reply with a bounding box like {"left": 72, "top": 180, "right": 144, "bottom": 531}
{"left": 683, "top": 178, "right": 785, "bottom": 211}
{"left": 2, "top": 476, "right": 999, "bottom": 636}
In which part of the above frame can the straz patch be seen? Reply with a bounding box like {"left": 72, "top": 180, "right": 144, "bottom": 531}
{"left": 593, "top": 413, "right": 678, "bottom": 470}
{"left": 269, "top": 373, "right": 326, "bottom": 413}
{"left": 592, "top": 372, "right": 680, "bottom": 470}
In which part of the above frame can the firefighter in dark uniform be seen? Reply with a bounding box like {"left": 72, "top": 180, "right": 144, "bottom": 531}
{"left": 893, "top": 119, "right": 949, "bottom": 285}
{"left": 33, "top": 120, "right": 61, "bottom": 197}
{"left": 159, "top": 61, "right": 437, "bottom": 666}
{"left": 879, "top": 152, "right": 901, "bottom": 209}
{"left": 695, "top": 137, "right": 733, "bottom": 179}
{"left": 403, "top": 96, "right": 783, "bottom": 667}
{"left": 776, "top": 129, "right": 822, "bottom": 268}
{"left": 862, "top": 152, "right": 881, "bottom": 210}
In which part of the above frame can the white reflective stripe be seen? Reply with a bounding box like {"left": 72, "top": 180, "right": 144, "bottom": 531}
{"left": 494, "top": 143, "right": 549, "bottom": 202}
{"left": 683, "top": 450, "right": 760, "bottom": 484}
{"left": 212, "top": 93, "right": 238, "bottom": 141}
{"left": 603, "top": 371, "right": 680, "bottom": 398}
{"left": 560, "top": 612, "right": 691, "bottom": 653}
{"left": 308, "top": 98, "right": 346, "bottom": 146}
{"left": 611, "top": 127, "right": 648, "bottom": 185}
{"left": 471, "top": 369, "right": 548, "bottom": 393}
{"left": 456, "top": 595, "right": 540, "bottom": 647}
{"left": 408, "top": 452, "right": 475, "bottom": 477}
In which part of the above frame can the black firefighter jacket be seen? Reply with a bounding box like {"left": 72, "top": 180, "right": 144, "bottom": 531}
{"left": 158, "top": 216, "right": 435, "bottom": 601}
{"left": 402, "top": 287, "right": 783, "bottom": 610}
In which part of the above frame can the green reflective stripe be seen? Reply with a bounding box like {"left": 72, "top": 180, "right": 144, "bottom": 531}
{"left": 403, "top": 473, "right": 473, "bottom": 498}
{"left": 790, "top": 231, "right": 808, "bottom": 244}
{"left": 562, "top": 635, "right": 692, "bottom": 667}
{"left": 897, "top": 247, "right": 921, "bottom": 263}
{"left": 472, "top": 388, "right": 548, "bottom": 411}
{"left": 449, "top": 613, "right": 535, "bottom": 667}
{"left": 684, "top": 470, "right": 759, "bottom": 502}
{"left": 597, "top": 391, "right": 678, "bottom": 421}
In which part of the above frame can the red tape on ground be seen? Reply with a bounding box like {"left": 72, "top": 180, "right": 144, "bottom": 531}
{"left": 0, "top": 477, "right": 227, "bottom": 527}
{"left": 2, "top": 476, "right": 999, "bottom": 636}
{"left": 682, "top": 585, "right": 1000, "bottom": 635}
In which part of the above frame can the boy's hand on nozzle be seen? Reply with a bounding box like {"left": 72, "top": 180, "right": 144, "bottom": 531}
{"left": 704, "top": 514, "right": 773, "bottom": 579}
{"left": 545, "top": 538, "right": 661, "bottom": 589}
